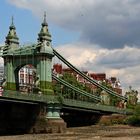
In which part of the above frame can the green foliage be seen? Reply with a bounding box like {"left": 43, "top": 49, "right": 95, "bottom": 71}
{"left": 40, "top": 81, "right": 53, "bottom": 90}
{"left": 63, "top": 73, "right": 86, "bottom": 90}
{"left": 97, "top": 81, "right": 121, "bottom": 106}
{"left": 62, "top": 73, "right": 91, "bottom": 92}
{"left": 133, "top": 104, "right": 140, "bottom": 116}
{"left": 126, "top": 104, "right": 140, "bottom": 126}
{"left": 95, "top": 88, "right": 101, "bottom": 97}
{"left": 40, "top": 81, "right": 54, "bottom": 95}
{"left": 126, "top": 116, "right": 140, "bottom": 126}
{"left": 53, "top": 82, "right": 62, "bottom": 95}
{"left": 110, "top": 95, "right": 121, "bottom": 106}
{"left": 53, "top": 72, "right": 93, "bottom": 101}
{"left": 125, "top": 86, "right": 138, "bottom": 109}
{"left": 6, "top": 82, "right": 16, "bottom": 90}
{"left": 126, "top": 104, "right": 135, "bottom": 109}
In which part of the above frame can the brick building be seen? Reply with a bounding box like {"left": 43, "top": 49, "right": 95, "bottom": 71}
{"left": 19, "top": 65, "right": 35, "bottom": 86}
{"left": 53, "top": 64, "right": 122, "bottom": 95}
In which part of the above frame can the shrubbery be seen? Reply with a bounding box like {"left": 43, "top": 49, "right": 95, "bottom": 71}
{"left": 126, "top": 104, "right": 140, "bottom": 126}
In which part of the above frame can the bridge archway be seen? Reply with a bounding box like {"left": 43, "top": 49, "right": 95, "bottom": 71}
{"left": 13, "top": 56, "right": 37, "bottom": 91}
{"left": 17, "top": 64, "right": 36, "bottom": 92}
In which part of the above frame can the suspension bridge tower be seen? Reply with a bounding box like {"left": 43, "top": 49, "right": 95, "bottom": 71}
{"left": 1, "top": 13, "right": 66, "bottom": 133}
{"left": 3, "top": 16, "right": 19, "bottom": 90}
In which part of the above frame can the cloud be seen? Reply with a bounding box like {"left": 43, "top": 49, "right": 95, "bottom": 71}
{"left": 55, "top": 43, "right": 97, "bottom": 68}
{"left": 57, "top": 43, "right": 140, "bottom": 70}
{"left": 7, "top": 0, "right": 140, "bottom": 93}
{"left": 95, "top": 46, "right": 140, "bottom": 69}
{"left": 8, "top": 0, "right": 140, "bottom": 49}
{"left": 55, "top": 43, "right": 140, "bottom": 91}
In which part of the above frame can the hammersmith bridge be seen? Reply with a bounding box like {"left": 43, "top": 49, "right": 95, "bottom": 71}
{"left": 0, "top": 13, "right": 135, "bottom": 133}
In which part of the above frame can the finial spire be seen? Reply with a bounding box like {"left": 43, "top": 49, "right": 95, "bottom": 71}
{"left": 38, "top": 12, "right": 51, "bottom": 42}
{"left": 10, "top": 16, "right": 15, "bottom": 29}
{"left": 42, "top": 11, "right": 48, "bottom": 26}
{"left": 44, "top": 11, "right": 47, "bottom": 24}
{"left": 11, "top": 16, "right": 14, "bottom": 26}
{"left": 5, "top": 16, "right": 19, "bottom": 46}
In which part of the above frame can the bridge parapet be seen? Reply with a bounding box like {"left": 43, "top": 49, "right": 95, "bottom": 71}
{"left": 1, "top": 90, "right": 60, "bottom": 104}
{"left": 1, "top": 90, "right": 133, "bottom": 115}
{"left": 62, "top": 98, "right": 133, "bottom": 115}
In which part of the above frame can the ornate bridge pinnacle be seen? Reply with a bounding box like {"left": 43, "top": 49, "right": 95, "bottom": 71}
{"left": 10, "top": 16, "right": 16, "bottom": 30}
{"left": 10, "top": 16, "right": 15, "bottom": 29}
{"left": 43, "top": 11, "right": 47, "bottom": 25}
{"left": 11, "top": 16, "right": 14, "bottom": 26}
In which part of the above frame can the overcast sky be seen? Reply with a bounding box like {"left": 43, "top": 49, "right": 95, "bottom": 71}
{"left": 1, "top": 0, "right": 140, "bottom": 94}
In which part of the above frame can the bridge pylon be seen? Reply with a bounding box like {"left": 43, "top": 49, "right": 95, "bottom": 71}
{"left": 3, "top": 16, "right": 19, "bottom": 90}
{"left": 35, "top": 12, "right": 66, "bottom": 133}
{"left": 1, "top": 13, "right": 66, "bottom": 133}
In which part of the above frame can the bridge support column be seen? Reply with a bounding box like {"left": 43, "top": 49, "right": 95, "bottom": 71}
{"left": 29, "top": 103, "right": 66, "bottom": 133}
{"left": 46, "top": 103, "right": 66, "bottom": 133}
{"left": 4, "top": 57, "right": 16, "bottom": 90}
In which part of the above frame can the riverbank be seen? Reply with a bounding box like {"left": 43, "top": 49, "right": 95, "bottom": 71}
{"left": 0, "top": 125, "right": 140, "bottom": 140}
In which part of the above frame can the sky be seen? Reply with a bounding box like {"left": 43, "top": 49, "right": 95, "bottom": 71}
{"left": 0, "top": 0, "right": 140, "bottom": 94}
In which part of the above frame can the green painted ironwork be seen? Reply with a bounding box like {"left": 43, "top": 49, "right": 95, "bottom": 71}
{"left": 1, "top": 14, "right": 54, "bottom": 96}
{"left": 53, "top": 49, "right": 127, "bottom": 100}
{"left": 53, "top": 74, "right": 100, "bottom": 101}
{"left": 0, "top": 14, "right": 133, "bottom": 118}
{"left": 0, "top": 90, "right": 133, "bottom": 115}
{"left": 62, "top": 98, "right": 133, "bottom": 115}
{"left": 2, "top": 90, "right": 60, "bottom": 103}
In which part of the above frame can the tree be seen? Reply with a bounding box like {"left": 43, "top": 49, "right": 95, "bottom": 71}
{"left": 126, "top": 104, "right": 140, "bottom": 126}
{"left": 125, "top": 86, "right": 138, "bottom": 109}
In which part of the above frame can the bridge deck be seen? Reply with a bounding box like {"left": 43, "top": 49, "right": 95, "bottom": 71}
{"left": 0, "top": 90, "right": 133, "bottom": 115}
{"left": 62, "top": 98, "right": 133, "bottom": 115}
{"left": 0, "top": 90, "right": 59, "bottom": 104}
